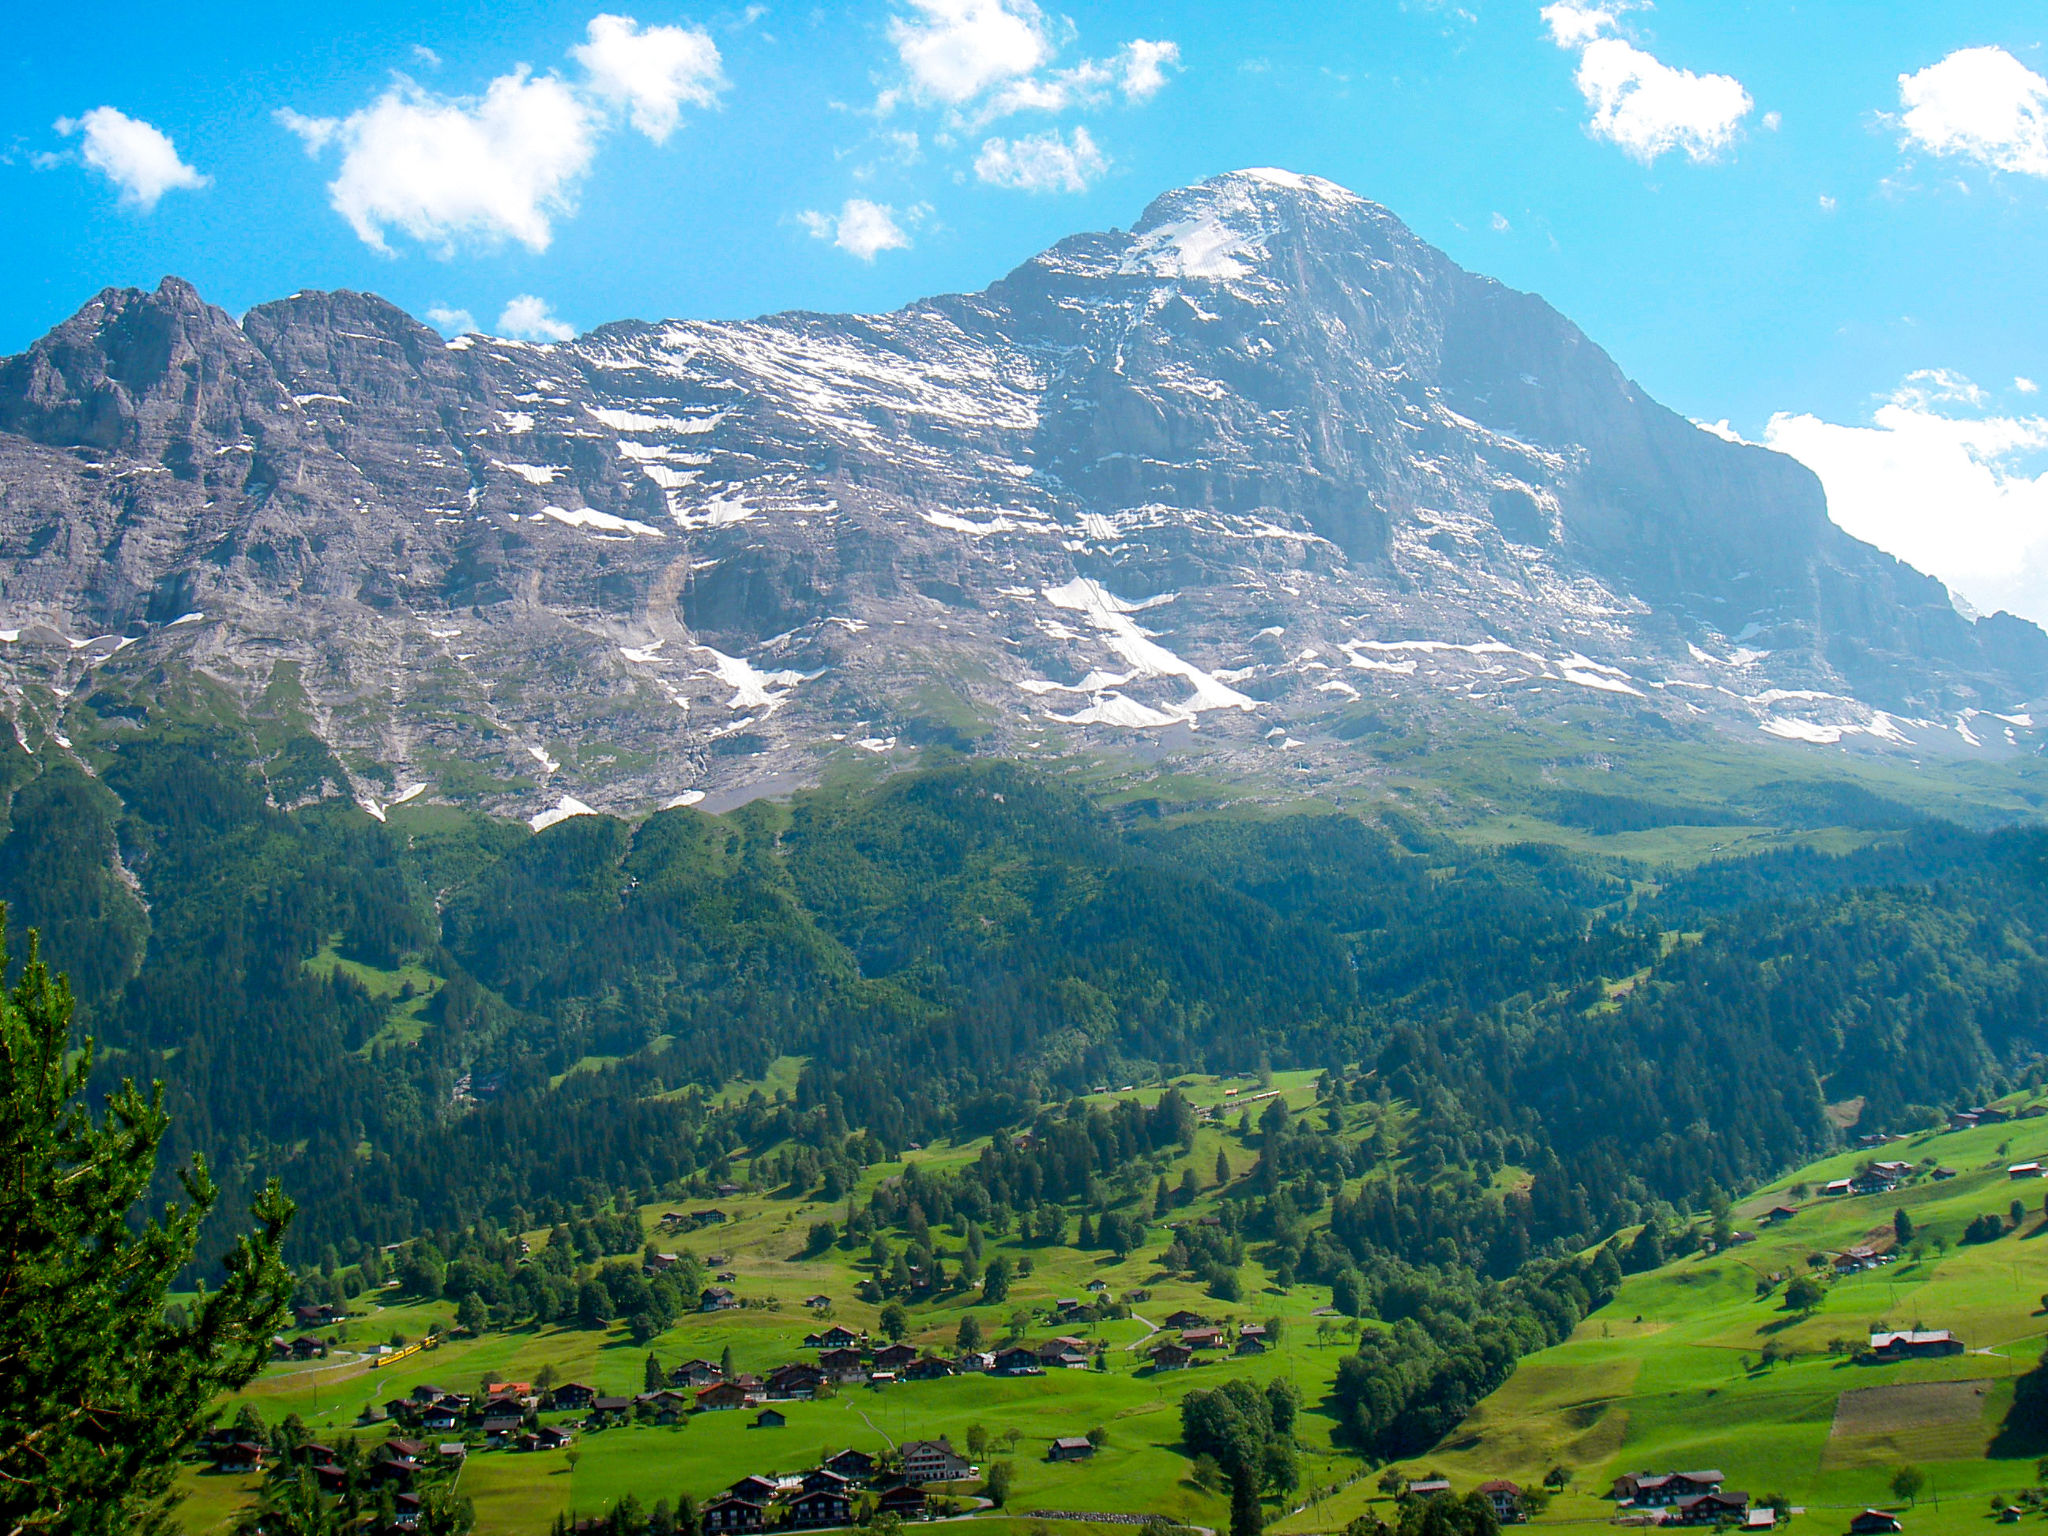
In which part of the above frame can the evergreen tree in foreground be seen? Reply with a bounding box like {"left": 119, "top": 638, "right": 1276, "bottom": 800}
{"left": 0, "top": 917, "right": 294, "bottom": 1534}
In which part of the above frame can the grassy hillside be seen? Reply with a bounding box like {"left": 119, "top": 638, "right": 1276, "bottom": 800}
{"left": 180, "top": 1074, "right": 1383, "bottom": 1536}
{"left": 1359, "top": 1104, "right": 2048, "bottom": 1536}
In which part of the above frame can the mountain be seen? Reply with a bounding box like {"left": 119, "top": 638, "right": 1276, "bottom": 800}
{"left": 2, "top": 168, "right": 2043, "bottom": 822}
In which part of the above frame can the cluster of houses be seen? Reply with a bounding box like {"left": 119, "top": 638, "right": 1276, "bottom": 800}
{"left": 269, "top": 1301, "right": 349, "bottom": 1361}
{"left": 699, "top": 1442, "right": 978, "bottom": 1531}
{"left": 1820, "top": 1162, "right": 1915, "bottom": 1199}
{"left": 202, "top": 1432, "right": 467, "bottom": 1529}
{"left": 1403, "top": 1478, "right": 1529, "bottom": 1524}
{"left": 372, "top": 1381, "right": 590, "bottom": 1446}
{"left": 1609, "top": 1470, "right": 1763, "bottom": 1527}
{"left": 1145, "top": 1312, "right": 1272, "bottom": 1372}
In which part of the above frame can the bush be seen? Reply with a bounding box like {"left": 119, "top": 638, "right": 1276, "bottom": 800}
{"left": 1965, "top": 1213, "right": 2007, "bottom": 1245}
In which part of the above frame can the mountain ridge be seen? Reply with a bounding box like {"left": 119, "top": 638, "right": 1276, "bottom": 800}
{"left": 1, "top": 168, "right": 2042, "bottom": 821}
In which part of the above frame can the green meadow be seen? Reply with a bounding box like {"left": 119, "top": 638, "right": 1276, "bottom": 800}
{"left": 180, "top": 1073, "right": 1379, "bottom": 1535}
{"left": 1361, "top": 1105, "right": 2048, "bottom": 1536}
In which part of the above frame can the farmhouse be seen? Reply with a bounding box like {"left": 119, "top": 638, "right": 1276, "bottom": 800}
{"left": 1049, "top": 1436, "right": 1096, "bottom": 1462}
{"left": 700, "top": 1286, "right": 739, "bottom": 1312}
{"left": 212, "top": 1441, "right": 265, "bottom": 1474}
{"left": 1478, "top": 1482, "right": 1524, "bottom": 1523}
{"left": 1150, "top": 1342, "right": 1194, "bottom": 1371}
{"left": 752, "top": 1408, "right": 787, "bottom": 1429}
{"left": 703, "top": 1497, "right": 765, "bottom": 1534}
{"left": 1849, "top": 1513, "right": 1903, "bottom": 1535}
{"left": 787, "top": 1488, "right": 852, "bottom": 1529}
{"left": 879, "top": 1486, "right": 930, "bottom": 1521}
{"left": 1673, "top": 1492, "right": 1751, "bottom": 1525}
{"left": 547, "top": 1382, "right": 596, "bottom": 1410}
{"left": 1612, "top": 1472, "right": 1725, "bottom": 1506}
{"left": 765, "top": 1363, "right": 826, "bottom": 1399}
{"left": 1763, "top": 1206, "right": 1799, "bottom": 1224}
{"left": 2009, "top": 1163, "right": 2044, "bottom": 1180}
{"left": 1162, "top": 1310, "right": 1209, "bottom": 1329}
{"left": 991, "top": 1346, "right": 1045, "bottom": 1376}
{"left": 819, "top": 1347, "right": 865, "bottom": 1379}
{"left": 901, "top": 1438, "right": 973, "bottom": 1483}
{"left": 1867, "top": 1329, "right": 1963, "bottom": 1360}
{"left": 825, "top": 1448, "right": 878, "bottom": 1482}
{"left": 1407, "top": 1480, "right": 1452, "bottom": 1498}
{"left": 696, "top": 1381, "right": 750, "bottom": 1411}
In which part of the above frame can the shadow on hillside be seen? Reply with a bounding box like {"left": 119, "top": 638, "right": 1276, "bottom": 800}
{"left": 1987, "top": 1358, "right": 2048, "bottom": 1461}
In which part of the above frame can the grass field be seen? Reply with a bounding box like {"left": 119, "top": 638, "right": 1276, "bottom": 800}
{"left": 1367, "top": 1103, "right": 2048, "bottom": 1536}
{"left": 179, "top": 1072, "right": 2048, "bottom": 1536}
{"left": 184, "top": 1072, "right": 1382, "bottom": 1536}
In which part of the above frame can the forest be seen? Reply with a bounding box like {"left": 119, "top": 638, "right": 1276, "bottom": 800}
{"left": 5, "top": 711, "right": 2048, "bottom": 1338}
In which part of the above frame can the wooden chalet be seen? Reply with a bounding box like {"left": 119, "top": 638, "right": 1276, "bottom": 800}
{"left": 1478, "top": 1481, "right": 1524, "bottom": 1522}
{"left": 878, "top": 1486, "right": 930, "bottom": 1521}
{"left": 703, "top": 1497, "right": 765, "bottom": 1534}
{"left": 788, "top": 1488, "right": 852, "bottom": 1529}
{"left": 825, "top": 1448, "right": 878, "bottom": 1482}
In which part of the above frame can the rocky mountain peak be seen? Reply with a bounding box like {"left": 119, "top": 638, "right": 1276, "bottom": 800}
{"left": 0, "top": 170, "right": 2043, "bottom": 820}
{"left": 0, "top": 276, "right": 289, "bottom": 463}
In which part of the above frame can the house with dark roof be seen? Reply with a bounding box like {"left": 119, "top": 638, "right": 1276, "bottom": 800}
{"left": 1672, "top": 1493, "right": 1750, "bottom": 1526}
{"left": 788, "top": 1488, "right": 852, "bottom": 1529}
{"left": 879, "top": 1486, "right": 930, "bottom": 1520}
{"left": 1048, "top": 1436, "right": 1096, "bottom": 1462}
{"left": 825, "top": 1448, "right": 878, "bottom": 1482}
{"left": 991, "top": 1346, "right": 1044, "bottom": 1377}
{"left": 704, "top": 1497, "right": 765, "bottom": 1534}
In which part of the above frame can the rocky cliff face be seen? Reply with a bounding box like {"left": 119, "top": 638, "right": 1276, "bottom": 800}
{"left": 1, "top": 169, "right": 2040, "bottom": 819}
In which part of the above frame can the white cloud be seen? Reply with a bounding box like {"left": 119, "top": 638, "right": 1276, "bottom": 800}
{"left": 426, "top": 305, "right": 478, "bottom": 334}
{"left": 1541, "top": 3, "right": 1753, "bottom": 164}
{"left": 572, "top": 13, "right": 726, "bottom": 143}
{"left": 1118, "top": 40, "right": 1180, "bottom": 103}
{"left": 1897, "top": 47, "right": 2048, "bottom": 177}
{"left": 889, "top": 0, "right": 1052, "bottom": 106}
{"left": 2019, "top": 377, "right": 2041, "bottom": 395}
{"left": 412, "top": 44, "right": 443, "bottom": 67}
{"left": 1766, "top": 373, "right": 2048, "bottom": 625}
{"left": 973, "top": 125, "right": 1106, "bottom": 192}
{"left": 799, "top": 198, "right": 915, "bottom": 260}
{"left": 1490, "top": 211, "right": 1511, "bottom": 232}
{"left": 54, "top": 106, "right": 208, "bottom": 210}
{"left": 496, "top": 295, "right": 576, "bottom": 341}
{"left": 281, "top": 69, "right": 597, "bottom": 254}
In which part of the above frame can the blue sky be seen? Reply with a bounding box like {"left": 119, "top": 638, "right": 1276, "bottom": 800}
{"left": 10, "top": 2, "right": 2048, "bottom": 618}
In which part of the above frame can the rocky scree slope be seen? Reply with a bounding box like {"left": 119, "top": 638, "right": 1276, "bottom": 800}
{"left": 0, "top": 168, "right": 2041, "bottom": 821}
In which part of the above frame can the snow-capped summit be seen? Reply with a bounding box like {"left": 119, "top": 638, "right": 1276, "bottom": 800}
{"left": 0, "top": 171, "right": 2040, "bottom": 815}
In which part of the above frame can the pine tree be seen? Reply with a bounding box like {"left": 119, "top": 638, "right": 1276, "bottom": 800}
{"left": 719, "top": 1344, "right": 735, "bottom": 1380}
{"left": 0, "top": 920, "right": 294, "bottom": 1535}
{"left": 1216, "top": 1148, "right": 1232, "bottom": 1186}
{"left": 645, "top": 1352, "right": 667, "bottom": 1392}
